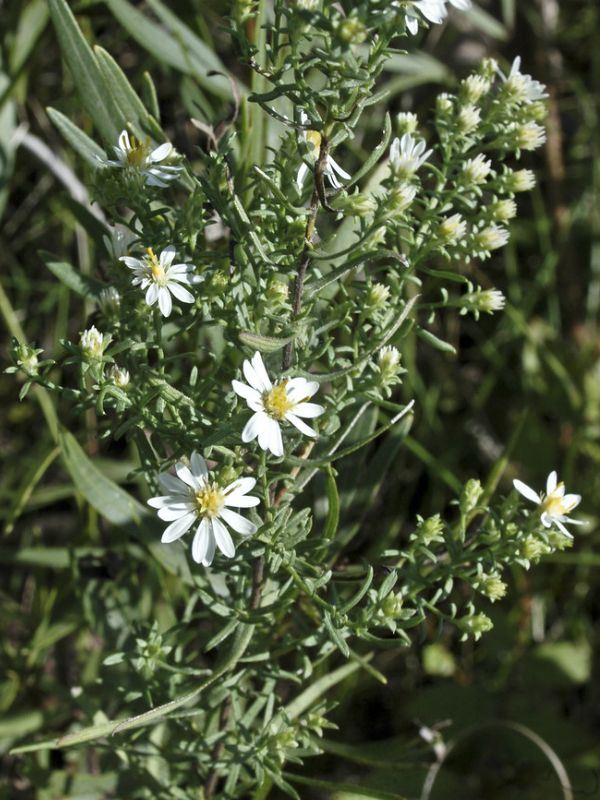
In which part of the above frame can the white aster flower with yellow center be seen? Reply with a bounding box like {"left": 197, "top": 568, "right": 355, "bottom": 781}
{"left": 296, "top": 112, "right": 350, "bottom": 190}
{"left": 232, "top": 352, "right": 325, "bottom": 457}
{"left": 101, "top": 130, "right": 181, "bottom": 187}
{"left": 120, "top": 246, "right": 195, "bottom": 318}
{"left": 148, "top": 452, "right": 260, "bottom": 566}
{"left": 513, "top": 470, "right": 584, "bottom": 539}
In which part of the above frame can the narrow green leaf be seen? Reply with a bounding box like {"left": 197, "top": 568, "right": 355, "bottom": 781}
{"left": 58, "top": 428, "right": 144, "bottom": 526}
{"left": 4, "top": 446, "right": 60, "bottom": 535}
{"left": 46, "top": 107, "right": 106, "bottom": 166}
{"left": 323, "top": 467, "right": 340, "bottom": 542}
{"left": 41, "top": 252, "right": 104, "bottom": 298}
{"left": 142, "top": 71, "right": 161, "bottom": 120}
{"left": 284, "top": 660, "right": 363, "bottom": 720}
{"left": 94, "top": 46, "right": 163, "bottom": 140}
{"left": 9, "top": 0, "right": 49, "bottom": 75}
{"left": 144, "top": 0, "right": 236, "bottom": 96}
{"left": 48, "top": 0, "right": 121, "bottom": 143}
{"left": 105, "top": 0, "right": 234, "bottom": 98}
{"left": 416, "top": 325, "right": 457, "bottom": 354}
{"left": 11, "top": 624, "right": 256, "bottom": 753}
{"left": 239, "top": 330, "right": 294, "bottom": 353}
{"left": 346, "top": 112, "right": 392, "bottom": 189}
{"left": 323, "top": 612, "right": 350, "bottom": 657}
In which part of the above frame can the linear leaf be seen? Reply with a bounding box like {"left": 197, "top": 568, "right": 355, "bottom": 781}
{"left": 239, "top": 330, "right": 294, "bottom": 353}
{"left": 42, "top": 252, "right": 104, "bottom": 298}
{"left": 58, "top": 429, "right": 145, "bottom": 526}
{"left": 94, "top": 46, "right": 162, "bottom": 140}
{"left": 48, "top": 0, "right": 121, "bottom": 143}
{"left": 284, "top": 660, "right": 362, "bottom": 721}
{"left": 46, "top": 108, "right": 106, "bottom": 166}
{"left": 105, "top": 0, "right": 234, "bottom": 98}
{"left": 10, "top": 623, "right": 255, "bottom": 753}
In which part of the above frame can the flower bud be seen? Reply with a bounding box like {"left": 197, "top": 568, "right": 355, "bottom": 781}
{"left": 460, "top": 287, "right": 506, "bottom": 318}
{"left": 366, "top": 282, "right": 391, "bottom": 312}
{"left": 511, "top": 122, "right": 546, "bottom": 151}
{"left": 457, "top": 104, "right": 481, "bottom": 135}
{"left": 337, "top": 16, "right": 367, "bottom": 45}
{"left": 475, "top": 569, "right": 507, "bottom": 602}
{"left": 438, "top": 213, "right": 467, "bottom": 245}
{"left": 15, "top": 343, "right": 41, "bottom": 375}
{"left": 460, "top": 478, "right": 484, "bottom": 516}
{"left": 473, "top": 225, "right": 510, "bottom": 253}
{"left": 461, "top": 74, "right": 491, "bottom": 104}
{"left": 332, "top": 191, "right": 377, "bottom": 217}
{"left": 388, "top": 183, "right": 417, "bottom": 216}
{"left": 377, "top": 345, "right": 402, "bottom": 383}
{"left": 412, "top": 514, "right": 445, "bottom": 546}
{"left": 520, "top": 536, "right": 549, "bottom": 561}
{"left": 436, "top": 93, "right": 453, "bottom": 115}
{"left": 99, "top": 287, "right": 121, "bottom": 318}
{"left": 396, "top": 112, "right": 419, "bottom": 135}
{"left": 490, "top": 198, "right": 517, "bottom": 222}
{"left": 382, "top": 592, "right": 403, "bottom": 619}
{"left": 461, "top": 154, "right": 493, "bottom": 186}
{"left": 458, "top": 612, "right": 493, "bottom": 641}
{"left": 109, "top": 365, "right": 130, "bottom": 388}
{"left": 506, "top": 169, "right": 536, "bottom": 192}
{"left": 80, "top": 326, "right": 106, "bottom": 360}
{"left": 266, "top": 279, "right": 289, "bottom": 306}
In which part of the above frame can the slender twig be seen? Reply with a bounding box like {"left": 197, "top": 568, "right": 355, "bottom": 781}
{"left": 204, "top": 555, "right": 266, "bottom": 799}
{"left": 282, "top": 187, "right": 320, "bottom": 371}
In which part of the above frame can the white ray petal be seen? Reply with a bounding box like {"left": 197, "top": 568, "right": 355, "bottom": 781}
{"left": 192, "top": 518, "right": 211, "bottom": 563}
{"left": 286, "top": 412, "right": 317, "bottom": 437}
{"left": 149, "top": 142, "right": 172, "bottom": 162}
{"left": 213, "top": 517, "right": 236, "bottom": 558}
{"left": 146, "top": 283, "right": 159, "bottom": 305}
{"left": 190, "top": 452, "right": 208, "bottom": 480}
{"left": 158, "top": 473, "right": 186, "bottom": 494}
{"left": 167, "top": 282, "right": 194, "bottom": 303}
{"left": 175, "top": 462, "right": 201, "bottom": 490}
{"left": 513, "top": 479, "right": 541, "bottom": 504}
{"left": 161, "top": 512, "right": 196, "bottom": 543}
{"left": 251, "top": 352, "right": 273, "bottom": 392}
{"left": 220, "top": 508, "right": 257, "bottom": 536}
{"left": 158, "top": 287, "right": 172, "bottom": 317}
{"left": 158, "top": 503, "right": 196, "bottom": 521}
{"left": 554, "top": 520, "right": 574, "bottom": 539}
{"left": 293, "top": 401, "right": 324, "bottom": 419}
{"left": 160, "top": 246, "right": 177, "bottom": 268}
{"left": 242, "top": 411, "right": 266, "bottom": 443}
{"left": 546, "top": 471, "right": 557, "bottom": 495}
{"left": 223, "top": 477, "right": 256, "bottom": 497}
{"left": 296, "top": 162, "right": 309, "bottom": 188}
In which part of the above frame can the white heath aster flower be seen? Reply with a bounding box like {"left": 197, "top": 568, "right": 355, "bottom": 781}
{"left": 148, "top": 452, "right": 260, "bottom": 566}
{"left": 513, "top": 470, "right": 584, "bottom": 539}
{"left": 232, "top": 352, "right": 324, "bottom": 457}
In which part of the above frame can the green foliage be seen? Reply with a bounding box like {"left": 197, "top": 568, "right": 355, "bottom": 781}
{"left": 1, "top": 1, "right": 598, "bottom": 799}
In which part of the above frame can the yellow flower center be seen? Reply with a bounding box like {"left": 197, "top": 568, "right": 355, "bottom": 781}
{"left": 541, "top": 483, "right": 574, "bottom": 517}
{"left": 126, "top": 136, "right": 149, "bottom": 167}
{"left": 195, "top": 483, "right": 224, "bottom": 518}
{"left": 146, "top": 247, "right": 166, "bottom": 284}
{"left": 306, "top": 129, "right": 322, "bottom": 153}
{"left": 263, "top": 381, "right": 295, "bottom": 420}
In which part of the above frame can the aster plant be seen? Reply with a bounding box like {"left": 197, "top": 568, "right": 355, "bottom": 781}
{"left": 8, "top": 0, "right": 584, "bottom": 797}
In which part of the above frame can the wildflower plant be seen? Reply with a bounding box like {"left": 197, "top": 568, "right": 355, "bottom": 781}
{"left": 8, "top": 0, "right": 585, "bottom": 797}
